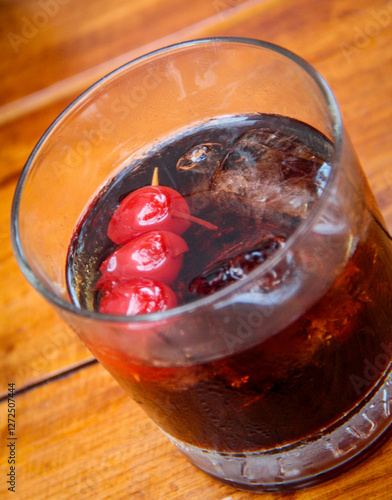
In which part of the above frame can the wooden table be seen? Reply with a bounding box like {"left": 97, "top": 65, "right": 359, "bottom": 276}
{"left": 1, "top": 0, "right": 391, "bottom": 498}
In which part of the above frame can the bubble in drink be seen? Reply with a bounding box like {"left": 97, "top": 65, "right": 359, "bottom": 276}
{"left": 176, "top": 143, "right": 223, "bottom": 173}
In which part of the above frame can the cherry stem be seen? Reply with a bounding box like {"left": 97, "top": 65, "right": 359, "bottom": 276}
{"left": 150, "top": 167, "right": 217, "bottom": 230}
{"left": 151, "top": 167, "right": 159, "bottom": 186}
{"left": 172, "top": 209, "right": 218, "bottom": 231}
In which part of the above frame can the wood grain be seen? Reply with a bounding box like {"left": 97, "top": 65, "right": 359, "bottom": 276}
{"left": 1, "top": 362, "right": 392, "bottom": 499}
{"left": 0, "top": 0, "right": 251, "bottom": 122}
{"left": 1, "top": 0, "right": 392, "bottom": 497}
{"left": 0, "top": 134, "right": 92, "bottom": 395}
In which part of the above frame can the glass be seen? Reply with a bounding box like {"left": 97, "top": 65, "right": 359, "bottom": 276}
{"left": 11, "top": 38, "right": 392, "bottom": 492}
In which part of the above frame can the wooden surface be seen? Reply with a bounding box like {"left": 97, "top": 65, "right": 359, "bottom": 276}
{"left": 1, "top": 0, "right": 392, "bottom": 498}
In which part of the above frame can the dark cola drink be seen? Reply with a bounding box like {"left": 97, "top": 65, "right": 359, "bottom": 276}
{"left": 67, "top": 113, "right": 392, "bottom": 453}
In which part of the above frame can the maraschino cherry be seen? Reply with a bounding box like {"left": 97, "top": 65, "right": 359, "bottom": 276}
{"left": 96, "top": 230, "right": 188, "bottom": 290}
{"left": 99, "top": 278, "right": 177, "bottom": 316}
{"left": 108, "top": 185, "right": 191, "bottom": 245}
{"left": 107, "top": 167, "right": 217, "bottom": 245}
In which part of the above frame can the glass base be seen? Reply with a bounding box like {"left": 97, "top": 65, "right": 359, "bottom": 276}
{"left": 165, "top": 369, "right": 392, "bottom": 492}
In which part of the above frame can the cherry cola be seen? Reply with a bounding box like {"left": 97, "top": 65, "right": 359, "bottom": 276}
{"left": 67, "top": 113, "right": 392, "bottom": 453}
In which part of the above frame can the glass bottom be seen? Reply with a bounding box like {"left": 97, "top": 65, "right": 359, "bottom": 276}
{"left": 164, "top": 369, "right": 392, "bottom": 493}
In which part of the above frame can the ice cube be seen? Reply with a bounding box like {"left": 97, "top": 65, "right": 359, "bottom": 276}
{"left": 176, "top": 142, "right": 226, "bottom": 215}
{"left": 210, "top": 128, "right": 328, "bottom": 220}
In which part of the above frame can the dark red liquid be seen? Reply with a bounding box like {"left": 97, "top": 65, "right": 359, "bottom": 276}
{"left": 67, "top": 114, "right": 392, "bottom": 453}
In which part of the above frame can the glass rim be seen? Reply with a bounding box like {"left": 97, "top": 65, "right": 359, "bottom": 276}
{"left": 11, "top": 36, "right": 343, "bottom": 324}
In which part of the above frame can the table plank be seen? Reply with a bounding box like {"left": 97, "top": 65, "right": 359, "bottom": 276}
{"left": 0, "top": 94, "right": 95, "bottom": 395}
{"left": 1, "top": 362, "right": 392, "bottom": 499}
{"left": 0, "top": 0, "right": 251, "bottom": 120}
{"left": 0, "top": 364, "right": 253, "bottom": 499}
{"left": 0, "top": 95, "right": 77, "bottom": 185}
